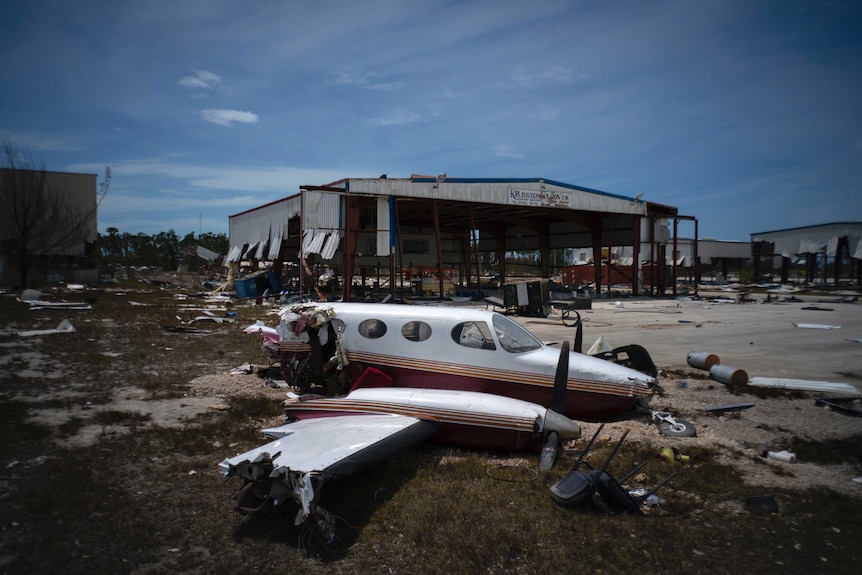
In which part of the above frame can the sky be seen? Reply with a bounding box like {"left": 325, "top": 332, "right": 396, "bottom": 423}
{"left": 1, "top": 0, "right": 860, "bottom": 242}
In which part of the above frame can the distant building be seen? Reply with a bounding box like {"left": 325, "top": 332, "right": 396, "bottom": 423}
{"left": 0, "top": 168, "right": 98, "bottom": 284}
{"left": 751, "top": 222, "right": 862, "bottom": 286}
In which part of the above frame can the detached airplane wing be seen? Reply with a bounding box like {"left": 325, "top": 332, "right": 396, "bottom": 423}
{"left": 219, "top": 414, "right": 435, "bottom": 524}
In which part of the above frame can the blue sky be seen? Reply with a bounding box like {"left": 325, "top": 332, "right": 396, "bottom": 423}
{"left": 1, "top": 0, "right": 860, "bottom": 241}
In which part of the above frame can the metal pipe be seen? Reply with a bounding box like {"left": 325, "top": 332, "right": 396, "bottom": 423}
{"left": 709, "top": 364, "right": 748, "bottom": 387}
{"left": 687, "top": 352, "right": 720, "bottom": 371}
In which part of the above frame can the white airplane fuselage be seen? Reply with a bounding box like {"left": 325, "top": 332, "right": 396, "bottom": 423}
{"left": 277, "top": 302, "right": 655, "bottom": 419}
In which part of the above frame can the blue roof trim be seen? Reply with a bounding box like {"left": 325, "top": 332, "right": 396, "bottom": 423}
{"left": 409, "top": 177, "right": 636, "bottom": 202}
{"left": 750, "top": 221, "right": 862, "bottom": 237}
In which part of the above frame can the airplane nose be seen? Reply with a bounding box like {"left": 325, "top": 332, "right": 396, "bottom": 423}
{"left": 544, "top": 410, "right": 581, "bottom": 440}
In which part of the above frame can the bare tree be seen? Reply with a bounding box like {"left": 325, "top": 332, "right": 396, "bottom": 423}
{"left": 0, "top": 140, "right": 110, "bottom": 287}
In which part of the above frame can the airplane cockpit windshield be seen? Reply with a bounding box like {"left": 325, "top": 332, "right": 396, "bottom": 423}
{"left": 491, "top": 314, "right": 543, "bottom": 353}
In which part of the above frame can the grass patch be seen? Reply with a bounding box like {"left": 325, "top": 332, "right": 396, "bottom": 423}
{"left": 790, "top": 436, "right": 862, "bottom": 466}
{"left": 0, "top": 399, "right": 51, "bottom": 456}
{"left": 91, "top": 409, "right": 152, "bottom": 427}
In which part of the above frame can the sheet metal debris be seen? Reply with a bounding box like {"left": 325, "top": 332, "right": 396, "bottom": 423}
{"left": 17, "top": 319, "right": 76, "bottom": 337}
{"left": 793, "top": 323, "right": 841, "bottom": 329}
{"left": 703, "top": 403, "right": 754, "bottom": 415}
{"left": 230, "top": 362, "right": 253, "bottom": 375}
{"left": 749, "top": 377, "right": 860, "bottom": 394}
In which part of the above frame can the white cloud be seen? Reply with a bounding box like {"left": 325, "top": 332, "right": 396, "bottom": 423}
{"left": 532, "top": 106, "right": 559, "bottom": 121}
{"left": 68, "top": 159, "right": 355, "bottom": 193}
{"left": 0, "top": 129, "right": 83, "bottom": 152}
{"left": 492, "top": 144, "right": 523, "bottom": 159}
{"left": 333, "top": 72, "right": 403, "bottom": 91}
{"left": 178, "top": 70, "right": 221, "bottom": 90}
{"left": 200, "top": 109, "right": 259, "bottom": 126}
{"left": 509, "top": 65, "right": 573, "bottom": 86}
{"left": 369, "top": 110, "right": 421, "bottom": 126}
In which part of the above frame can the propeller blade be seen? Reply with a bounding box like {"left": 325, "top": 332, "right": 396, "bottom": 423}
{"left": 540, "top": 431, "right": 560, "bottom": 472}
{"left": 571, "top": 310, "right": 583, "bottom": 353}
{"left": 552, "top": 340, "right": 570, "bottom": 414}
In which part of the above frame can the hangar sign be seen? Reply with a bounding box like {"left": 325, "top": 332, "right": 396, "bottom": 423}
{"left": 508, "top": 188, "right": 573, "bottom": 209}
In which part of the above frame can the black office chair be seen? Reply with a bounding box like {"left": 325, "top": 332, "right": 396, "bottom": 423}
{"left": 550, "top": 424, "right": 674, "bottom": 514}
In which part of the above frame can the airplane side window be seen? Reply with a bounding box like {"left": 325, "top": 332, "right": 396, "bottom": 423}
{"left": 451, "top": 321, "right": 496, "bottom": 351}
{"left": 401, "top": 320, "right": 432, "bottom": 342}
{"left": 358, "top": 319, "right": 387, "bottom": 339}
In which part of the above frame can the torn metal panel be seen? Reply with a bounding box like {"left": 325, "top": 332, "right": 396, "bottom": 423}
{"left": 301, "top": 228, "right": 328, "bottom": 255}
{"left": 28, "top": 301, "right": 92, "bottom": 310}
{"left": 320, "top": 231, "right": 342, "bottom": 260}
{"left": 226, "top": 245, "right": 243, "bottom": 263}
{"left": 254, "top": 240, "right": 268, "bottom": 260}
{"left": 196, "top": 245, "right": 220, "bottom": 261}
{"left": 267, "top": 233, "right": 282, "bottom": 260}
{"left": 220, "top": 414, "right": 435, "bottom": 523}
{"left": 376, "top": 196, "right": 390, "bottom": 257}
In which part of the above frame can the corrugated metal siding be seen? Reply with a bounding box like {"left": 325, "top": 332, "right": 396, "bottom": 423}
{"left": 301, "top": 190, "right": 341, "bottom": 230}
{"left": 228, "top": 195, "right": 301, "bottom": 251}
{"left": 299, "top": 191, "right": 343, "bottom": 261}
{"left": 752, "top": 223, "right": 862, "bottom": 257}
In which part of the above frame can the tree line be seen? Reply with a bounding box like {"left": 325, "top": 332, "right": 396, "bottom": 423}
{"left": 98, "top": 228, "right": 228, "bottom": 270}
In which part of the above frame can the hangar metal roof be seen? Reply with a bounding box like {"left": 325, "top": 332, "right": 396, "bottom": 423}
{"left": 339, "top": 176, "right": 649, "bottom": 218}
{"left": 751, "top": 222, "right": 862, "bottom": 258}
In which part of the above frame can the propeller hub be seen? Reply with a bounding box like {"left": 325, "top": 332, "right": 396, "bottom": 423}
{"left": 544, "top": 410, "right": 581, "bottom": 441}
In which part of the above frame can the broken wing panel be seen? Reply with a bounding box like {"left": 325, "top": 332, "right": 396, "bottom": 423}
{"left": 220, "top": 414, "right": 434, "bottom": 478}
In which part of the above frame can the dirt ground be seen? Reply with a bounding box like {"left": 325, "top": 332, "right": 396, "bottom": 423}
{"left": 1, "top": 284, "right": 861, "bottom": 573}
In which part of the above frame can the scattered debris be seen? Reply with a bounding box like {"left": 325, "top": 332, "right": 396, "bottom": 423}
{"left": 191, "top": 315, "right": 233, "bottom": 324}
{"left": 17, "top": 319, "right": 76, "bottom": 337}
{"left": 801, "top": 306, "right": 834, "bottom": 311}
{"left": 657, "top": 446, "right": 689, "bottom": 463}
{"left": 746, "top": 495, "right": 779, "bottom": 513}
{"left": 793, "top": 323, "right": 842, "bottom": 329}
{"left": 749, "top": 377, "right": 860, "bottom": 394}
{"left": 17, "top": 289, "right": 41, "bottom": 302}
{"left": 230, "top": 362, "right": 253, "bottom": 375}
{"left": 703, "top": 402, "right": 754, "bottom": 415}
{"left": 163, "top": 325, "right": 212, "bottom": 334}
{"left": 17, "top": 288, "right": 92, "bottom": 309}
{"left": 814, "top": 397, "right": 862, "bottom": 417}
{"left": 28, "top": 301, "right": 92, "bottom": 310}
{"left": 707, "top": 296, "right": 736, "bottom": 304}
{"left": 763, "top": 450, "right": 796, "bottom": 463}
{"left": 264, "top": 378, "right": 290, "bottom": 389}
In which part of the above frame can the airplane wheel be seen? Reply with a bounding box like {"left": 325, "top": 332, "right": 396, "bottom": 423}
{"left": 659, "top": 420, "right": 697, "bottom": 438}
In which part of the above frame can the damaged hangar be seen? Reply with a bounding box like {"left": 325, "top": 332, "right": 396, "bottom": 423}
{"left": 227, "top": 175, "right": 695, "bottom": 301}
{"left": 751, "top": 222, "right": 862, "bottom": 286}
